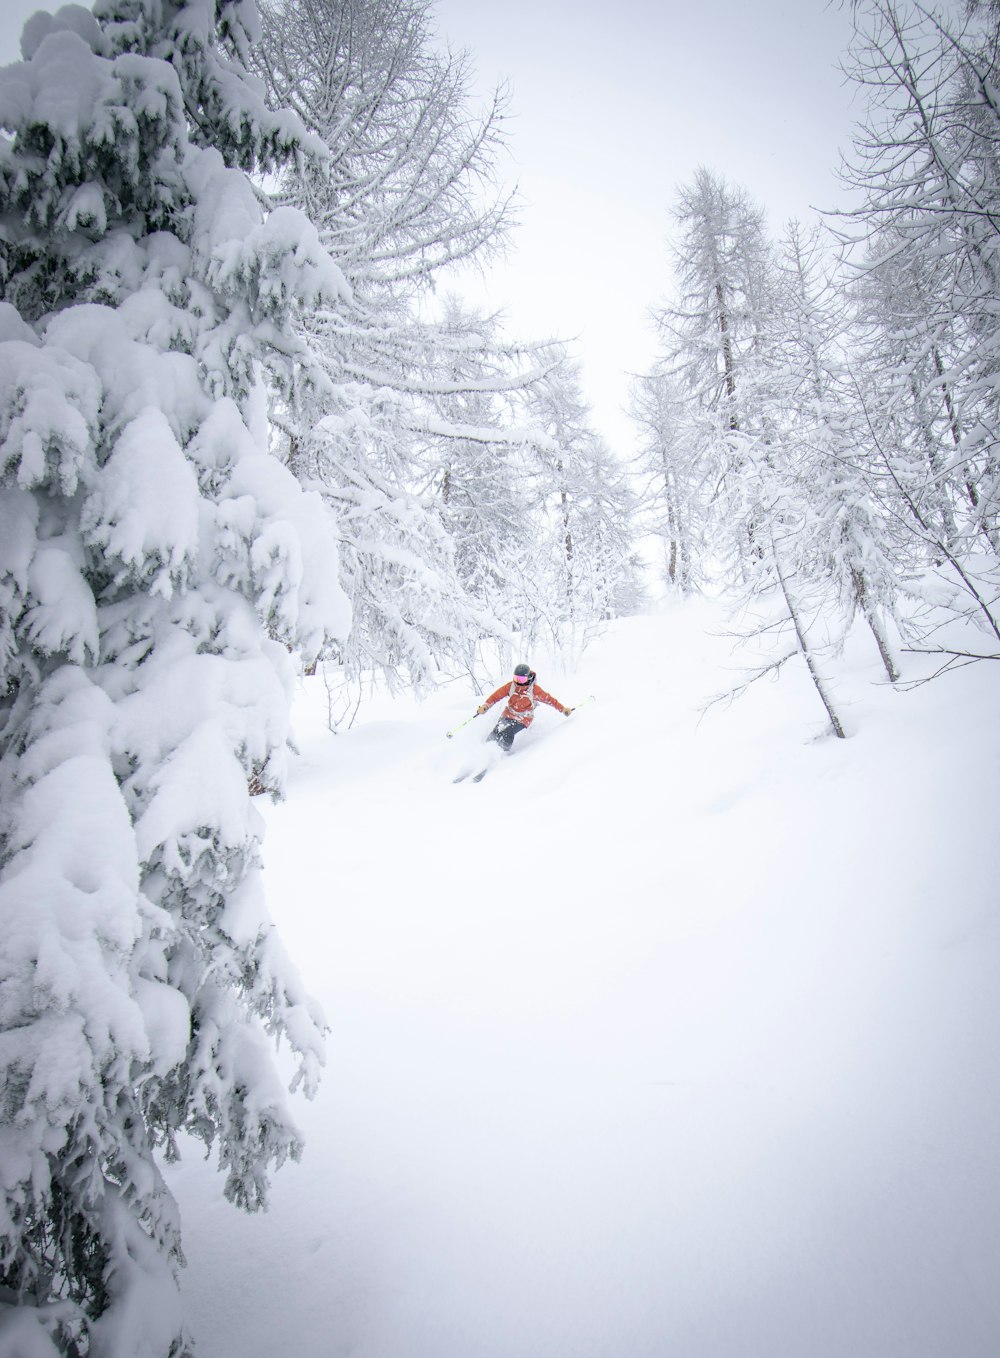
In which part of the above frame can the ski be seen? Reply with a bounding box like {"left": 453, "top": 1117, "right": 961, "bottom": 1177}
{"left": 453, "top": 767, "right": 490, "bottom": 784}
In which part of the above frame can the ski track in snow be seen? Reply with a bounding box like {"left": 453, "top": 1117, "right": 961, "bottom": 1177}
{"left": 167, "top": 601, "right": 1000, "bottom": 1358}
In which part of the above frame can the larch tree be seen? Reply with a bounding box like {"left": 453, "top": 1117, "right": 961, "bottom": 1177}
{"left": 838, "top": 0, "right": 1000, "bottom": 667}
{"left": 628, "top": 364, "right": 702, "bottom": 593}
{"left": 514, "top": 351, "right": 642, "bottom": 653}
{"left": 253, "top": 0, "right": 576, "bottom": 694}
{"left": 652, "top": 167, "right": 780, "bottom": 575}
{"left": 771, "top": 219, "right": 901, "bottom": 682}
{"left": 0, "top": 1, "right": 349, "bottom": 1353}
{"left": 647, "top": 171, "right": 851, "bottom": 736}
{"left": 422, "top": 301, "right": 551, "bottom": 665}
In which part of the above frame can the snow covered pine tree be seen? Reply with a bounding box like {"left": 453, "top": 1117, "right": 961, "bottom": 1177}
{"left": 0, "top": 2, "right": 350, "bottom": 1353}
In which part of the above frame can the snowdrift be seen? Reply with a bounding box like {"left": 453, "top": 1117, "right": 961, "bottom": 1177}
{"left": 167, "top": 599, "right": 1000, "bottom": 1358}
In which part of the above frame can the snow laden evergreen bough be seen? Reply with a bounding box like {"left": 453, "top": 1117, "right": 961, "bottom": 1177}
{"left": 0, "top": 2, "right": 350, "bottom": 1353}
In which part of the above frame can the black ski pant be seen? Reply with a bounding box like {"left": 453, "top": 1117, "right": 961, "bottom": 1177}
{"left": 489, "top": 716, "right": 528, "bottom": 752}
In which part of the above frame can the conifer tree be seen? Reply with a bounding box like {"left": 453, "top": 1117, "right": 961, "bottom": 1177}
{"left": 256, "top": 0, "right": 641, "bottom": 687}
{"left": 0, "top": 2, "right": 349, "bottom": 1351}
{"left": 653, "top": 167, "right": 779, "bottom": 573}
{"left": 647, "top": 172, "right": 851, "bottom": 734}
{"left": 254, "top": 0, "right": 540, "bottom": 689}
{"left": 628, "top": 365, "right": 701, "bottom": 592}
{"left": 771, "top": 220, "right": 901, "bottom": 681}
{"left": 518, "top": 353, "right": 642, "bottom": 647}
{"left": 839, "top": 0, "right": 1000, "bottom": 666}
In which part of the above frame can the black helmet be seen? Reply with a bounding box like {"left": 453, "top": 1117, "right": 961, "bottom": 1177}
{"left": 513, "top": 663, "right": 533, "bottom": 684}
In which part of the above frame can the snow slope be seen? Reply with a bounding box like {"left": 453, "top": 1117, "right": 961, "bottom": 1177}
{"left": 166, "top": 599, "right": 1000, "bottom": 1358}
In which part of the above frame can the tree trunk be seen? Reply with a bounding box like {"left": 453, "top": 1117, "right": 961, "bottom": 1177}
{"left": 661, "top": 452, "right": 680, "bottom": 583}
{"left": 774, "top": 550, "right": 846, "bottom": 738}
{"left": 715, "top": 280, "right": 739, "bottom": 433}
{"left": 851, "top": 567, "right": 899, "bottom": 683}
{"left": 556, "top": 457, "right": 574, "bottom": 606}
{"left": 909, "top": 373, "right": 958, "bottom": 551}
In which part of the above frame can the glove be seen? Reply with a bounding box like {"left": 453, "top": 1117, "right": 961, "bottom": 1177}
{"left": 563, "top": 706, "right": 573, "bottom": 716}
{"left": 476, "top": 705, "right": 487, "bottom": 716}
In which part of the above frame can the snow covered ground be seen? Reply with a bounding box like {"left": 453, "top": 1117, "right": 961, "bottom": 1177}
{"left": 166, "top": 599, "right": 1000, "bottom": 1358}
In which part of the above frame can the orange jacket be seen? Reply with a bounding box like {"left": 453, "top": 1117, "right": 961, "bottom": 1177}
{"left": 481, "top": 678, "right": 567, "bottom": 726}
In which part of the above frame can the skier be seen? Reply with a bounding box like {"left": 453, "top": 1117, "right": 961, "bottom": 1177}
{"left": 477, "top": 663, "right": 573, "bottom": 752}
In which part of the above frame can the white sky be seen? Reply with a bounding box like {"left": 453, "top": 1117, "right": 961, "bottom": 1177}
{"left": 431, "top": 0, "right": 864, "bottom": 450}
{"left": 1, "top": 0, "right": 864, "bottom": 449}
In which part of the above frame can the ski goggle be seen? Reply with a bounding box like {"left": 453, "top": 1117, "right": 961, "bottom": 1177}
{"left": 513, "top": 673, "right": 532, "bottom": 684}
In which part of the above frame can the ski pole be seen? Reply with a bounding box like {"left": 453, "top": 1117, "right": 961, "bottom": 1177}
{"left": 565, "top": 694, "right": 596, "bottom": 714}
{"left": 445, "top": 712, "right": 480, "bottom": 739}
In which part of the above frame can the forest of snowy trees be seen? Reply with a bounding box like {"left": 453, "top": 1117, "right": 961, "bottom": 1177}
{"left": 0, "top": 0, "right": 998, "bottom": 1353}
{"left": 632, "top": 0, "right": 1000, "bottom": 732}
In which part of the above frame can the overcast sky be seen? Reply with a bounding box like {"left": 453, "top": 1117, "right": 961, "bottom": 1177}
{"left": 432, "top": 0, "right": 864, "bottom": 448}
{"left": 1, "top": 0, "right": 865, "bottom": 448}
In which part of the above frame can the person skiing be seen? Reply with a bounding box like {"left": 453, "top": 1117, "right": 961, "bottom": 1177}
{"left": 476, "top": 663, "right": 572, "bottom": 751}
